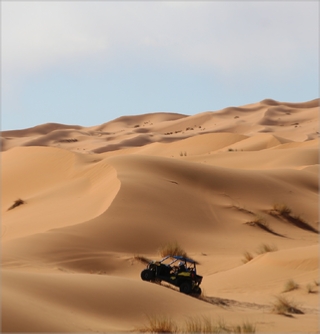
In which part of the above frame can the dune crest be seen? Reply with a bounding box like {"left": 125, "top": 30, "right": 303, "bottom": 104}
{"left": 2, "top": 146, "right": 120, "bottom": 241}
{"left": 1, "top": 98, "right": 319, "bottom": 154}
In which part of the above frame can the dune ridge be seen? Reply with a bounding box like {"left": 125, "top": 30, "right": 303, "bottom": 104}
{"left": 2, "top": 98, "right": 319, "bottom": 154}
{"left": 1, "top": 98, "right": 319, "bottom": 333}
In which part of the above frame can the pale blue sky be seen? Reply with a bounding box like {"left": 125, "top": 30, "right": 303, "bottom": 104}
{"left": 1, "top": 1, "right": 319, "bottom": 131}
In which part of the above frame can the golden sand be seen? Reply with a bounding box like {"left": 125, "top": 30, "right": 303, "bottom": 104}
{"left": 1, "top": 98, "right": 319, "bottom": 332}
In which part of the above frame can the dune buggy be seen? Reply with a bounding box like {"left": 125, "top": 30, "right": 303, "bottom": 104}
{"left": 140, "top": 255, "right": 202, "bottom": 295}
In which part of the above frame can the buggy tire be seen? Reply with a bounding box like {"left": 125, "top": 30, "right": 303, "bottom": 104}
{"left": 179, "top": 281, "right": 192, "bottom": 294}
{"left": 141, "top": 269, "right": 154, "bottom": 281}
{"left": 192, "top": 287, "right": 202, "bottom": 296}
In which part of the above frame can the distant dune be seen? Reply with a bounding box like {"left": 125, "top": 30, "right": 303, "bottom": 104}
{"left": 1, "top": 98, "right": 319, "bottom": 333}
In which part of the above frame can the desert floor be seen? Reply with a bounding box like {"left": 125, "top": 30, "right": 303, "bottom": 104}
{"left": 1, "top": 98, "right": 319, "bottom": 333}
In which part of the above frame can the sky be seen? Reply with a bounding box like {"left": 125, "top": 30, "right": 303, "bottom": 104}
{"left": 1, "top": 1, "right": 319, "bottom": 131}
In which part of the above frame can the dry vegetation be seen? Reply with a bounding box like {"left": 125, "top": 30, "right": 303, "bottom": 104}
{"left": 242, "top": 243, "right": 277, "bottom": 264}
{"left": 270, "top": 203, "right": 318, "bottom": 233}
{"left": 282, "top": 279, "right": 299, "bottom": 293}
{"left": 245, "top": 214, "right": 280, "bottom": 236}
{"left": 242, "top": 251, "right": 254, "bottom": 264}
{"left": 137, "top": 315, "right": 178, "bottom": 333}
{"left": 58, "top": 138, "right": 78, "bottom": 143}
{"left": 158, "top": 241, "right": 188, "bottom": 258}
{"left": 231, "top": 204, "right": 254, "bottom": 215}
{"left": 233, "top": 204, "right": 283, "bottom": 237}
{"left": 133, "top": 255, "right": 153, "bottom": 265}
{"left": 271, "top": 295, "right": 303, "bottom": 316}
{"left": 136, "top": 315, "right": 256, "bottom": 333}
{"left": 272, "top": 203, "right": 292, "bottom": 216}
{"left": 7, "top": 198, "right": 25, "bottom": 211}
{"left": 256, "top": 243, "right": 278, "bottom": 254}
{"left": 306, "top": 282, "right": 317, "bottom": 294}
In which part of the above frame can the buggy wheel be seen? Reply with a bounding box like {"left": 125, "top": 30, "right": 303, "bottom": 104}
{"left": 192, "top": 287, "right": 202, "bottom": 296}
{"left": 141, "top": 269, "right": 154, "bottom": 281}
{"left": 179, "top": 281, "right": 192, "bottom": 294}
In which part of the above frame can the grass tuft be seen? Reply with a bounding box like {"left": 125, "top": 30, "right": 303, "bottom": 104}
{"left": 283, "top": 279, "right": 299, "bottom": 292}
{"left": 245, "top": 215, "right": 279, "bottom": 235}
{"left": 272, "top": 203, "right": 292, "bottom": 215}
{"left": 232, "top": 205, "right": 254, "bottom": 215}
{"left": 271, "top": 295, "right": 303, "bottom": 315}
{"left": 184, "top": 317, "right": 256, "bottom": 333}
{"left": 158, "top": 241, "right": 187, "bottom": 258}
{"left": 306, "top": 283, "right": 316, "bottom": 294}
{"left": 184, "top": 316, "right": 215, "bottom": 333}
{"left": 133, "top": 255, "right": 153, "bottom": 265}
{"left": 233, "top": 321, "right": 257, "bottom": 333}
{"left": 242, "top": 243, "right": 277, "bottom": 264}
{"left": 256, "top": 243, "right": 278, "bottom": 255}
{"left": 245, "top": 212, "right": 285, "bottom": 237}
{"left": 7, "top": 198, "right": 25, "bottom": 211}
{"left": 242, "top": 251, "right": 254, "bottom": 264}
{"left": 137, "top": 316, "right": 256, "bottom": 333}
{"left": 59, "top": 138, "right": 78, "bottom": 143}
{"left": 137, "top": 315, "right": 178, "bottom": 333}
{"left": 270, "top": 203, "right": 318, "bottom": 233}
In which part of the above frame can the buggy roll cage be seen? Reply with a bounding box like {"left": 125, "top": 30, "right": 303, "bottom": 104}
{"left": 156, "top": 255, "right": 198, "bottom": 274}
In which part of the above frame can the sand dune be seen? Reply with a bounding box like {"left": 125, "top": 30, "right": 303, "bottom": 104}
{"left": 2, "top": 269, "right": 218, "bottom": 332}
{"left": 1, "top": 98, "right": 319, "bottom": 333}
{"left": 2, "top": 98, "right": 318, "bottom": 154}
{"left": 2, "top": 147, "right": 120, "bottom": 241}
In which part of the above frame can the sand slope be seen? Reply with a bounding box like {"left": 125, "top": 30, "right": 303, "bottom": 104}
{"left": 1, "top": 99, "right": 319, "bottom": 333}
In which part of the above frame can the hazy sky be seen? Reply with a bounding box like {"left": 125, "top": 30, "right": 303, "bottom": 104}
{"left": 1, "top": 1, "right": 319, "bottom": 130}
